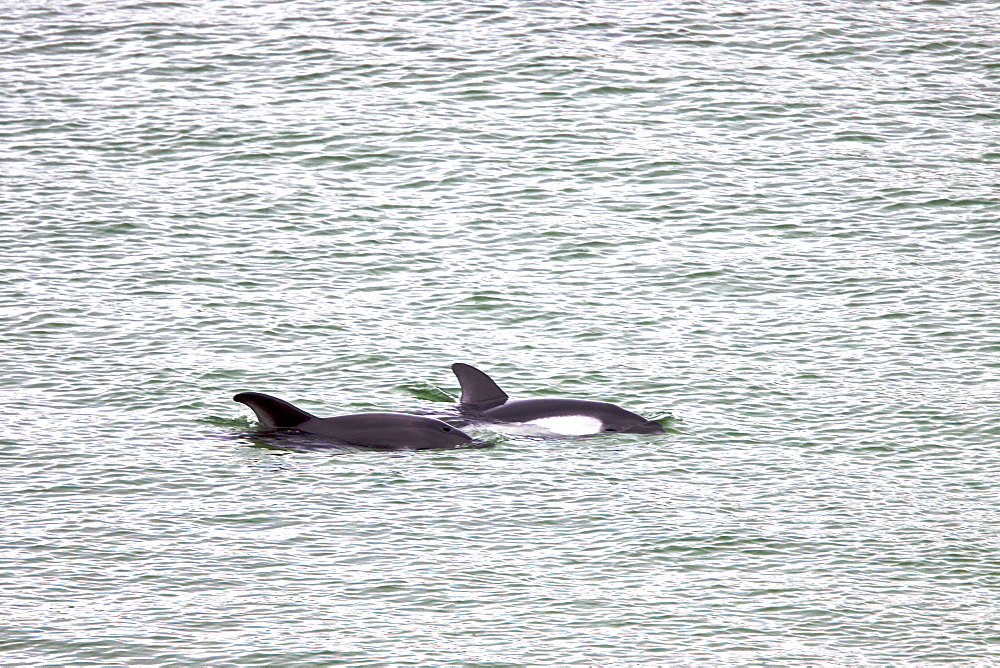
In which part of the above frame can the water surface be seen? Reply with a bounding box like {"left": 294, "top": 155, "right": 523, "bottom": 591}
{"left": 3, "top": 0, "right": 1000, "bottom": 663}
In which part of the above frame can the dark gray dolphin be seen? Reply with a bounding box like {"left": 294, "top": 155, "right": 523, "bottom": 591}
{"left": 233, "top": 392, "right": 472, "bottom": 449}
{"left": 451, "top": 363, "right": 664, "bottom": 435}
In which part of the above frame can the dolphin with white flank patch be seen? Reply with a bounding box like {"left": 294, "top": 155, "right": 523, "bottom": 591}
{"left": 234, "top": 392, "right": 473, "bottom": 449}
{"left": 450, "top": 363, "right": 664, "bottom": 435}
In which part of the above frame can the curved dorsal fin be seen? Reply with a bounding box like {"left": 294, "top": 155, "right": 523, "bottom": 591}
{"left": 451, "top": 363, "right": 508, "bottom": 410}
{"left": 233, "top": 392, "right": 316, "bottom": 428}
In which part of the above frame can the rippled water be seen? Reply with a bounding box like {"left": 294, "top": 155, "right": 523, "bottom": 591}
{"left": 4, "top": 0, "right": 1000, "bottom": 663}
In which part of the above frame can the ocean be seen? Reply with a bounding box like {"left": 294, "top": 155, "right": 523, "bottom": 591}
{"left": 3, "top": 0, "right": 999, "bottom": 662}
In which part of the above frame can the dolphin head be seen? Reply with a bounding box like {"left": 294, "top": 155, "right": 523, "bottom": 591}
{"left": 595, "top": 405, "right": 665, "bottom": 434}
{"left": 331, "top": 413, "right": 474, "bottom": 449}
{"left": 611, "top": 418, "right": 665, "bottom": 434}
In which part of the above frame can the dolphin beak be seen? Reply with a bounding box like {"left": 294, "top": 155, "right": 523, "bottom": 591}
{"left": 622, "top": 420, "right": 665, "bottom": 434}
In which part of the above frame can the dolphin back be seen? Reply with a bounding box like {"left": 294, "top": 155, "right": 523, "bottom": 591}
{"left": 451, "top": 363, "right": 509, "bottom": 410}
{"left": 233, "top": 392, "right": 316, "bottom": 429}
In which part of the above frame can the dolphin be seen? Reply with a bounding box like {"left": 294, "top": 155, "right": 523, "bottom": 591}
{"left": 450, "top": 363, "right": 664, "bottom": 435}
{"left": 233, "top": 392, "right": 473, "bottom": 449}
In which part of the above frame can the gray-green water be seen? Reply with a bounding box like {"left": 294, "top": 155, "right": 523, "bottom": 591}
{"left": 3, "top": 0, "right": 1000, "bottom": 663}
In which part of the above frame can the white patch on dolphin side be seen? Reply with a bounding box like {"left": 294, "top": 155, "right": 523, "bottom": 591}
{"left": 526, "top": 415, "right": 604, "bottom": 435}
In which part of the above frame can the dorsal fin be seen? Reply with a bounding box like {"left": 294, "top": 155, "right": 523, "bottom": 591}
{"left": 233, "top": 392, "right": 316, "bottom": 428}
{"left": 451, "top": 363, "right": 509, "bottom": 410}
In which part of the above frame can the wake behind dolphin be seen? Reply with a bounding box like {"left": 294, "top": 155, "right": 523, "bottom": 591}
{"left": 233, "top": 392, "right": 473, "bottom": 449}
{"left": 450, "top": 363, "right": 664, "bottom": 436}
